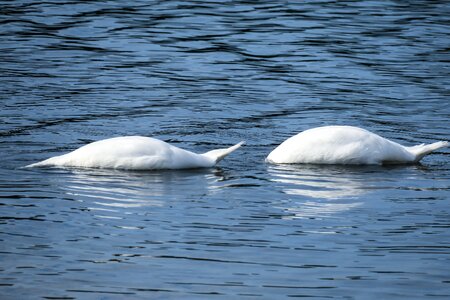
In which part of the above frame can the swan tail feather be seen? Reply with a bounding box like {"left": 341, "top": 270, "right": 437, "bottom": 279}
{"left": 202, "top": 141, "right": 245, "bottom": 164}
{"left": 408, "top": 141, "right": 448, "bottom": 162}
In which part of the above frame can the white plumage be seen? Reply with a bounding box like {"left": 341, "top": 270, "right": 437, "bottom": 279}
{"left": 26, "top": 136, "right": 244, "bottom": 170}
{"left": 266, "top": 126, "right": 447, "bottom": 165}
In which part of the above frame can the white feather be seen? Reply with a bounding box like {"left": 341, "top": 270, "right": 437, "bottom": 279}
{"left": 26, "top": 136, "right": 244, "bottom": 170}
{"left": 266, "top": 126, "right": 447, "bottom": 165}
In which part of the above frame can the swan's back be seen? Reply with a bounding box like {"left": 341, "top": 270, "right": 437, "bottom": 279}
{"left": 30, "top": 136, "right": 212, "bottom": 170}
{"left": 267, "top": 126, "right": 414, "bottom": 165}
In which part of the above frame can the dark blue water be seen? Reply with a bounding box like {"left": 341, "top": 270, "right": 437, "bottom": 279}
{"left": 1, "top": 1, "right": 449, "bottom": 299}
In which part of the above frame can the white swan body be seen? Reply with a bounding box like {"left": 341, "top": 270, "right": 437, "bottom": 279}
{"left": 266, "top": 126, "right": 447, "bottom": 165}
{"left": 26, "top": 136, "right": 244, "bottom": 170}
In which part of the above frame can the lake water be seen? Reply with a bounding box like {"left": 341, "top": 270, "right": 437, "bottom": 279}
{"left": 1, "top": 1, "right": 449, "bottom": 299}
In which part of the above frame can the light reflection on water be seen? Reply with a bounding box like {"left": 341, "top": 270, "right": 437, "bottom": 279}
{"left": 62, "top": 168, "right": 222, "bottom": 209}
{"left": 269, "top": 164, "right": 370, "bottom": 199}
{"left": 268, "top": 164, "right": 366, "bottom": 219}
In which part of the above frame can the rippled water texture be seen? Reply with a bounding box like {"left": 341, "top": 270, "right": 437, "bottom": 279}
{"left": 1, "top": 1, "right": 449, "bottom": 299}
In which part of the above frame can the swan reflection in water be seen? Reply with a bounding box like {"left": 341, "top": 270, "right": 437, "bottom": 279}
{"left": 60, "top": 168, "right": 224, "bottom": 211}
{"left": 268, "top": 164, "right": 372, "bottom": 219}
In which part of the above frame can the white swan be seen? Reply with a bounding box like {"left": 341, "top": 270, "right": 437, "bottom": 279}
{"left": 266, "top": 126, "right": 447, "bottom": 165}
{"left": 26, "top": 136, "right": 244, "bottom": 170}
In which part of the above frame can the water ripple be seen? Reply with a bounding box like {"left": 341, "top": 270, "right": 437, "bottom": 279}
{"left": 1, "top": 0, "right": 449, "bottom": 299}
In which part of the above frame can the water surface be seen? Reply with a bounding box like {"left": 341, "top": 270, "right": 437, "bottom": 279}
{"left": 1, "top": 1, "right": 449, "bottom": 299}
